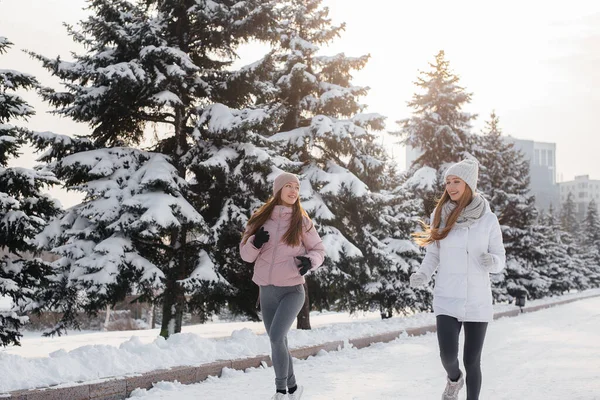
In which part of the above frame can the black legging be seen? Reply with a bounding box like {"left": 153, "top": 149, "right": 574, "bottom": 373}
{"left": 436, "top": 315, "right": 488, "bottom": 400}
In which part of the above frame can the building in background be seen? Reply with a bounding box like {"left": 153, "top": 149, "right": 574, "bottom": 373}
{"left": 558, "top": 175, "right": 600, "bottom": 220}
{"left": 404, "top": 136, "right": 560, "bottom": 211}
{"left": 504, "top": 137, "right": 559, "bottom": 211}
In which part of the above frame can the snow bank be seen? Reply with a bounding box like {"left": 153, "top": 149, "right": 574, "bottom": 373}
{"left": 0, "top": 289, "right": 598, "bottom": 393}
{"left": 128, "top": 295, "right": 600, "bottom": 400}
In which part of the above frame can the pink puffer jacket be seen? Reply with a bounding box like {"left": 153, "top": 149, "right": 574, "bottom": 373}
{"left": 240, "top": 205, "right": 326, "bottom": 287}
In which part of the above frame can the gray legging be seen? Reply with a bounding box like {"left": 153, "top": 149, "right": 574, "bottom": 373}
{"left": 436, "top": 315, "right": 488, "bottom": 400}
{"left": 260, "top": 284, "right": 306, "bottom": 391}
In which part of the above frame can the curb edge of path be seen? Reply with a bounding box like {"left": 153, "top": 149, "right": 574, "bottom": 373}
{"left": 5, "top": 293, "right": 600, "bottom": 399}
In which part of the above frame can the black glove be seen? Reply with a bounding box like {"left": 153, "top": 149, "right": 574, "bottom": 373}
{"left": 295, "top": 256, "right": 311, "bottom": 276}
{"left": 253, "top": 227, "right": 270, "bottom": 248}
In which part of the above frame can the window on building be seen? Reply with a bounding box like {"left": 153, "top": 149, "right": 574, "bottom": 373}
{"left": 579, "top": 192, "right": 586, "bottom": 198}
{"left": 541, "top": 149, "right": 547, "bottom": 166}
{"left": 534, "top": 149, "right": 540, "bottom": 165}
{"left": 548, "top": 150, "right": 554, "bottom": 166}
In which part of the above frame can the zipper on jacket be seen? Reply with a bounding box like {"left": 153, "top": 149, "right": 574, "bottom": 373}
{"left": 465, "top": 226, "right": 470, "bottom": 319}
{"left": 268, "top": 207, "right": 283, "bottom": 284}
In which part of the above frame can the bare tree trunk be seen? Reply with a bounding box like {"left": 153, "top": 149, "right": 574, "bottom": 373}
{"left": 160, "top": 280, "right": 185, "bottom": 338}
{"left": 103, "top": 305, "right": 111, "bottom": 331}
{"left": 296, "top": 282, "right": 311, "bottom": 329}
{"left": 157, "top": 3, "right": 190, "bottom": 341}
{"left": 149, "top": 303, "right": 156, "bottom": 329}
{"left": 160, "top": 235, "right": 186, "bottom": 339}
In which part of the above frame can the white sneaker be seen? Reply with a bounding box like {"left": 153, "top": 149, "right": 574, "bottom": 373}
{"left": 442, "top": 372, "right": 464, "bottom": 400}
{"left": 288, "top": 385, "right": 304, "bottom": 400}
{"left": 271, "top": 393, "right": 287, "bottom": 400}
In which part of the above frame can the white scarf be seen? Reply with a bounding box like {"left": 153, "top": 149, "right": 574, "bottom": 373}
{"left": 440, "top": 193, "right": 488, "bottom": 228}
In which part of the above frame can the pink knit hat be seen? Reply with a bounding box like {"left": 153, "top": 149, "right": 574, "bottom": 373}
{"left": 273, "top": 172, "right": 300, "bottom": 196}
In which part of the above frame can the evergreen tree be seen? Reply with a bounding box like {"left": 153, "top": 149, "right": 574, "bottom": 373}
{"left": 395, "top": 50, "right": 475, "bottom": 216}
{"left": 581, "top": 200, "right": 600, "bottom": 246}
{"left": 366, "top": 183, "right": 430, "bottom": 316}
{"left": 256, "top": 0, "right": 416, "bottom": 321}
{"left": 472, "top": 111, "right": 506, "bottom": 200}
{"left": 28, "top": 0, "right": 280, "bottom": 337}
{"left": 31, "top": 140, "right": 211, "bottom": 335}
{"left": 580, "top": 200, "right": 600, "bottom": 287}
{"left": 534, "top": 205, "right": 575, "bottom": 297}
{"left": 471, "top": 111, "right": 545, "bottom": 301}
{"left": 547, "top": 192, "right": 590, "bottom": 289}
{"left": 0, "top": 36, "right": 61, "bottom": 346}
{"left": 560, "top": 192, "right": 580, "bottom": 236}
{"left": 188, "top": 103, "right": 295, "bottom": 323}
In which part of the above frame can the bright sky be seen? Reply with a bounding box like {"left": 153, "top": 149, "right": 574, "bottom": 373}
{"left": 1, "top": 0, "right": 599, "bottom": 208}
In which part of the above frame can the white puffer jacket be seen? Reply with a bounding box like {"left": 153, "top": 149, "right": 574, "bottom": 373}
{"left": 417, "top": 203, "right": 506, "bottom": 322}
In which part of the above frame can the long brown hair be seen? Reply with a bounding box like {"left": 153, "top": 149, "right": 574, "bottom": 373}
{"left": 242, "top": 189, "right": 313, "bottom": 247}
{"left": 412, "top": 185, "right": 473, "bottom": 247}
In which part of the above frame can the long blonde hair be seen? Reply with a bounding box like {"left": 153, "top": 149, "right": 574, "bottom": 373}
{"left": 413, "top": 185, "right": 474, "bottom": 247}
{"left": 242, "top": 189, "right": 313, "bottom": 247}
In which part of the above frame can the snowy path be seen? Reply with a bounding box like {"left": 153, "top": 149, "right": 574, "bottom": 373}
{"left": 6, "top": 290, "right": 597, "bottom": 360}
{"left": 129, "top": 296, "right": 600, "bottom": 400}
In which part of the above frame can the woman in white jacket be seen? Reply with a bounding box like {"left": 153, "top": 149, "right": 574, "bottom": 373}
{"left": 410, "top": 159, "right": 506, "bottom": 400}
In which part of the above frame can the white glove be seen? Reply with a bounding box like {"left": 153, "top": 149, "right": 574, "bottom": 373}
{"left": 409, "top": 272, "right": 428, "bottom": 288}
{"left": 479, "top": 253, "right": 496, "bottom": 272}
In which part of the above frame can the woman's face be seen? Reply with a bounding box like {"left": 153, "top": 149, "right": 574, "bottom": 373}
{"left": 280, "top": 181, "right": 300, "bottom": 206}
{"left": 445, "top": 175, "right": 467, "bottom": 201}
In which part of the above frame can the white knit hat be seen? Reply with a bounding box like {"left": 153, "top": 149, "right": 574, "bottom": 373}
{"left": 444, "top": 159, "right": 479, "bottom": 192}
{"left": 272, "top": 172, "right": 300, "bottom": 196}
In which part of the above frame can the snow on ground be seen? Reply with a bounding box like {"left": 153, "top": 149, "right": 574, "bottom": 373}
{"left": 6, "top": 289, "right": 599, "bottom": 360}
{"left": 0, "top": 289, "right": 598, "bottom": 394}
{"left": 129, "top": 295, "right": 600, "bottom": 400}
{"left": 3, "top": 310, "right": 384, "bottom": 359}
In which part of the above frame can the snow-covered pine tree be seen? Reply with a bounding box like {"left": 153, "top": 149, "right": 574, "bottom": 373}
{"left": 579, "top": 200, "right": 600, "bottom": 287}
{"left": 560, "top": 192, "right": 580, "bottom": 236}
{"left": 472, "top": 111, "right": 545, "bottom": 301}
{"left": 581, "top": 200, "right": 600, "bottom": 247}
{"left": 472, "top": 111, "right": 505, "bottom": 200}
{"left": 552, "top": 192, "right": 592, "bottom": 289}
{"left": 391, "top": 51, "right": 475, "bottom": 309}
{"left": 541, "top": 203, "right": 591, "bottom": 295}
{"left": 29, "top": 137, "right": 209, "bottom": 336}
{"left": 187, "top": 104, "right": 296, "bottom": 322}
{"left": 365, "top": 183, "right": 430, "bottom": 316}
{"left": 257, "top": 0, "right": 416, "bottom": 321}
{"left": 395, "top": 50, "right": 475, "bottom": 217}
{"left": 0, "top": 36, "right": 61, "bottom": 346}
{"left": 28, "top": 0, "right": 280, "bottom": 337}
{"left": 172, "top": 1, "right": 297, "bottom": 321}
{"left": 534, "top": 205, "right": 572, "bottom": 297}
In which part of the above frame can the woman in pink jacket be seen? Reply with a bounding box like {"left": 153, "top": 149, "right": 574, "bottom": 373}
{"left": 240, "top": 172, "right": 325, "bottom": 400}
